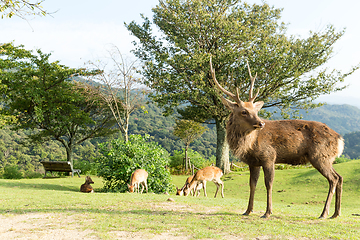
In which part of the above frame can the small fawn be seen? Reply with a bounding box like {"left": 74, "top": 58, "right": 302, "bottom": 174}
{"left": 80, "top": 176, "right": 94, "bottom": 193}
{"left": 176, "top": 175, "right": 202, "bottom": 197}
{"left": 127, "top": 169, "right": 148, "bottom": 193}
{"left": 183, "top": 166, "right": 224, "bottom": 198}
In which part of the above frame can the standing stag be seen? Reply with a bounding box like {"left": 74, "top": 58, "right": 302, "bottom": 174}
{"left": 210, "top": 58, "right": 344, "bottom": 218}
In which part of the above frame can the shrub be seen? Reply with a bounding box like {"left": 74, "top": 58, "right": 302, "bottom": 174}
{"left": 2, "top": 164, "right": 23, "bottom": 179}
{"left": 96, "top": 134, "right": 173, "bottom": 193}
{"left": 74, "top": 159, "right": 98, "bottom": 175}
{"left": 334, "top": 155, "right": 353, "bottom": 164}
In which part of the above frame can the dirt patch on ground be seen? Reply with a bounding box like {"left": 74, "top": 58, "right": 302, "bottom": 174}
{"left": 0, "top": 213, "right": 99, "bottom": 240}
{"left": 0, "top": 213, "right": 192, "bottom": 240}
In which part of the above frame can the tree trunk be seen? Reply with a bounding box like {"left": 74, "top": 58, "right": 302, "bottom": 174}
{"left": 62, "top": 138, "right": 75, "bottom": 168}
{"left": 65, "top": 145, "right": 74, "bottom": 167}
{"left": 185, "top": 144, "right": 189, "bottom": 171}
{"left": 216, "top": 119, "right": 230, "bottom": 174}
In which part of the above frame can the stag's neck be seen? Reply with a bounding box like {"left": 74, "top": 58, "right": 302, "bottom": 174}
{"left": 226, "top": 115, "right": 259, "bottom": 158}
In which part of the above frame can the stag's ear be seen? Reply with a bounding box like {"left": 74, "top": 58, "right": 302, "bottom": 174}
{"left": 221, "top": 96, "right": 238, "bottom": 111}
{"left": 253, "top": 101, "right": 264, "bottom": 112}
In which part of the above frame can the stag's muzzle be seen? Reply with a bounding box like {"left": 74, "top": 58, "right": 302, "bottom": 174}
{"left": 253, "top": 121, "right": 265, "bottom": 129}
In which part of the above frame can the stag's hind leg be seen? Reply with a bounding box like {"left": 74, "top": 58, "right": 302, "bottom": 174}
{"left": 330, "top": 168, "right": 343, "bottom": 218}
{"left": 244, "top": 166, "right": 260, "bottom": 216}
{"left": 312, "top": 160, "right": 341, "bottom": 219}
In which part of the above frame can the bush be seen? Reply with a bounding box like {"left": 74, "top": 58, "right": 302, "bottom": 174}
{"left": 2, "top": 164, "right": 23, "bottom": 179}
{"left": 74, "top": 159, "right": 98, "bottom": 175}
{"left": 334, "top": 155, "right": 353, "bottom": 164}
{"left": 96, "top": 134, "right": 173, "bottom": 193}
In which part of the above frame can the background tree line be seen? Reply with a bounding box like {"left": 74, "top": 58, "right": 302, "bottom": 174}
{"left": 1, "top": 99, "right": 360, "bottom": 177}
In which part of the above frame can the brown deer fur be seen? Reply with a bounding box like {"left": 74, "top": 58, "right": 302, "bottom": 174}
{"left": 183, "top": 166, "right": 224, "bottom": 198}
{"left": 210, "top": 58, "right": 344, "bottom": 218}
{"left": 80, "top": 176, "right": 94, "bottom": 193}
{"left": 127, "top": 169, "right": 148, "bottom": 193}
{"left": 176, "top": 175, "right": 202, "bottom": 197}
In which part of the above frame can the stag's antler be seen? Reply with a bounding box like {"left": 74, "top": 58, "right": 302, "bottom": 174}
{"left": 209, "top": 56, "right": 242, "bottom": 105}
{"left": 246, "top": 60, "right": 259, "bottom": 103}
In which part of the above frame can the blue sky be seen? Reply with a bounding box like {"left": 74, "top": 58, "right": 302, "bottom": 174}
{"left": 1, "top": 0, "right": 360, "bottom": 107}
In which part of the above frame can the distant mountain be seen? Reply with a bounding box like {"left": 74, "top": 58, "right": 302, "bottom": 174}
{"left": 299, "top": 104, "right": 360, "bottom": 135}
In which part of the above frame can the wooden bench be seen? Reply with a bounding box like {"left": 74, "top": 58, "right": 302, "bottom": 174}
{"left": 40, "top": 161, "right": 81, "bottom": 177}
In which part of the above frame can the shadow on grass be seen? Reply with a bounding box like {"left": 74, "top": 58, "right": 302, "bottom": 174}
{"left": 0, "top": 207, "right": 244, "bottom": 218}
{"left": 0, "top": 180, "right": 78, "bottom": 192}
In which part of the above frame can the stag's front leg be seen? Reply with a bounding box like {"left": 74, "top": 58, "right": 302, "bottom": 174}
{"left": 244, "top": 165, "right": 260, "bottom": 215}
{"left": 262, "top": 164, "right": 275, "bottom": 218}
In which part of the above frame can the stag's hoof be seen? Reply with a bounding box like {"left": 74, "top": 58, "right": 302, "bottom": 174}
{"left": 261, "top": 214, "right": 270, "bottom": 218}
{"left": 330, "top": 214, "right": 340, "bottom": 219}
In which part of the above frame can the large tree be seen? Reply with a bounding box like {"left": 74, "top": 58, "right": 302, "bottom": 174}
{"left": 126, "top": 0, "right": 358, "bottom": 173}
{"left": 0, "top": 43, "right": 117, "bottom": 166}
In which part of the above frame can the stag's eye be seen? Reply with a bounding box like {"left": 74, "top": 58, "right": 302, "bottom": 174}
{"left": 241, "top": 110, "right": 248, "bottom": 116}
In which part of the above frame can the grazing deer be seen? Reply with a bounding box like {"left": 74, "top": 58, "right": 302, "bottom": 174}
{"left": 210, "top": 58, "right": 344, "bottom": 218}
{"left": 127, "top": 169, "right": 148, "bottom": 193}
{"left": 80, "top": 176, "right": 94, "bottom": 193}
{"left": 176, "top": 175, "right": 202, "bottom": 197}
{"left": 183, "top": 166, "right": 224, "bottom": 198}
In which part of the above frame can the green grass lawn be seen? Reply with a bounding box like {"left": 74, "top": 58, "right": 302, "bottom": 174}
{"left": 1, "top": 160, "right": 360, "bottom": 239}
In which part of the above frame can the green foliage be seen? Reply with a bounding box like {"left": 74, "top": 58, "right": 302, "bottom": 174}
{"left": 334, "top": 155, "right": 353, "bottom": 164}
{"left": 96, "top": 134, "right": 173, "bottom": 193}
{"left": 129, "top": 103, "right": 218, "bottom": 159}
{"left": 0, "top": 0, "right": 47, "bottom": 19}
{"left": 343, "top": 131, "right": 360, "bottom": 159}
{"left": 0, "top": 43, "right": 117, "bottom": 165}
{"left": 299, "top": 104, "right": 360, "bottom": 135}
{"left": 170, "top": 149, "right": 213, "bottom": 171}
{"left": 2, "top": 164, "right": 22, "bottom": 179}
{"left": 126, "top": 0, "right": 358, "bottom": 172}
{"left": 173, "top": 119, "right": 207, "bottom": 147}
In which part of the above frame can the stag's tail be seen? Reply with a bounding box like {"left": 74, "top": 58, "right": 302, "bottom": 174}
{"left": 336, "top": 137, "right": 345, "bottom": 158}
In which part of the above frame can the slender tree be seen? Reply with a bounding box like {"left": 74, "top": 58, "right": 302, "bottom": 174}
{"left": 0, "top": 43, "right": 117, "bottom": 166}
{"left": 84, "top": 45, "right": 148, "bottom": 142}
{"left": 173, "top": 119, "right": 207, "bottom": 171}
{"left": 126, "top": 0, "right": 359, "bottom": 173}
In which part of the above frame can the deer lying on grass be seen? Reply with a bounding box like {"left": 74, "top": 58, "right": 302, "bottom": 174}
{"left": 210, "top": 58, "right": 344, "bottom": 218}
{"left": 80, "top": 176, "right": 94, "bottom": 193}
{"left": 176, "top": 175, "right": 202, "bottom": 197}
{"left": 127, "top": 169, "right": 148, "bottom": 193}
{"left": 183, "top": 166, "right": 224, "bottom": 198}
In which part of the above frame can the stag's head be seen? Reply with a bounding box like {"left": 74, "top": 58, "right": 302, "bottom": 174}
{"left": 210, "top": 57, "right": 265, "bottom": 130}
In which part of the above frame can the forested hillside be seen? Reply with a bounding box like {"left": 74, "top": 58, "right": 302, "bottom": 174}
{"left": 300, "top": 104, "right": 360, "bottom": 135}
{"left": 1, "top": 102, "right": 360, "bottom": 175}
